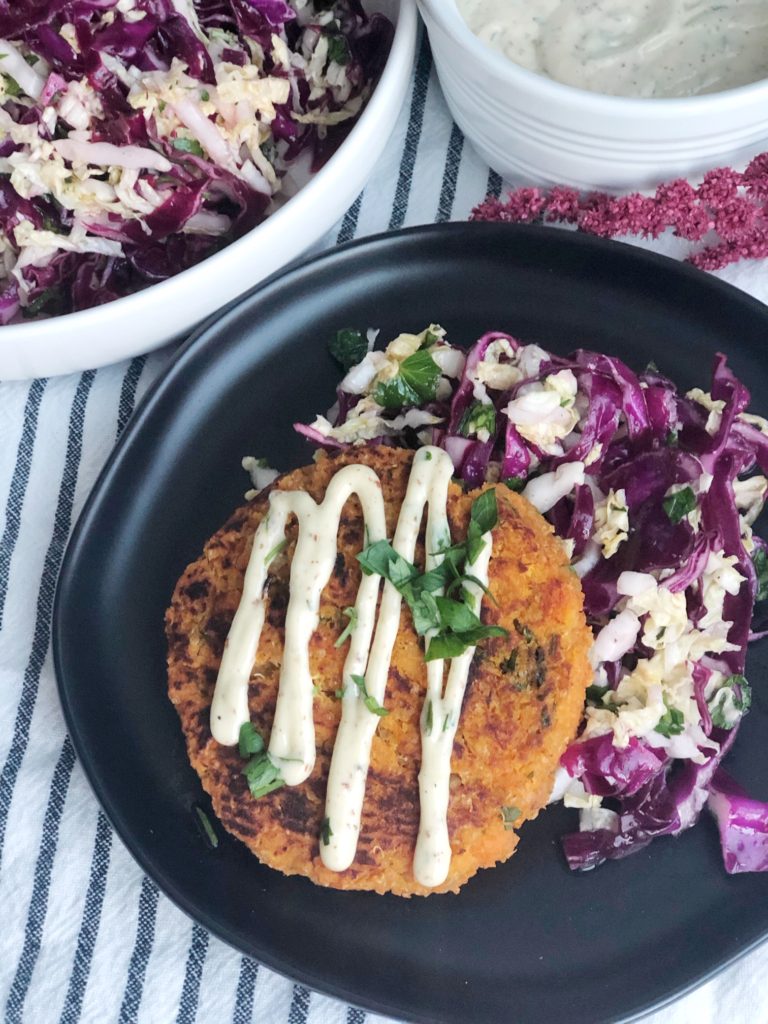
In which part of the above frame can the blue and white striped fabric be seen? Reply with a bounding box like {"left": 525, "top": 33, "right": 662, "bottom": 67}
{"left": 2, "top": 36, "right": 768, "bottom": 1024}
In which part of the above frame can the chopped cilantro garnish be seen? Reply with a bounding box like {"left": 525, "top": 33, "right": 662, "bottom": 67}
{"left": 753, "top": 548, "right": 768, "bottom": 604}
{"left": 666, "top": 429, "right": 679, "bottom": 447}
{"left": 200, "top": 89, "right": 210, "bottom": 101}
{"left": 242, "top": 754, "right": 284, "bottom": 798}
{"left": 172, "top": 136, "right": 205, "bottom": 157}
{"left": 585, "top": 683, "right": 609, "bottom": 706}
{"left": 238, "top": 721, "right": 265, "bottom": 759}
{"left": 2, "top": 74, "right": 21, "bottom": 97}
{"left": 501, "top": 806, "right": 521, "bottom": 830}
{"left": 357, "top": 490, "right": 507, "bottom": 662}
{"left": 655, "top": 703, "right": 685, "bottom": 737}
{"left": 504, "top": 476, "right": 525, "bottom": 492}
{"left": 373, "top": 350, "right": 442, "bottom": 409}
{"left": 321, "top": 817, "right": 333, "bottom": 846}
{"left": 265, "top": 537, "right": 288, "bottom": 565}
{"left": 239, "top": 722, "right": 283, "bottom": 798}
{"left": 663, "top": 486, "right": 697, "bottom": 524}
{"left": 710, "top": 674, "right": 752, "bottom": 729}
{"left": 334, "top": 606, "right": 358, "bottom": 648}
{"left": 424, "top": 699, "right": 434, "bottom": 735}
{"left": 326, "top": 33, "right": 350, "bottom": 65}
{"left": 351, "top": 674, "right": 389, "bottom": 716}
{"left": 458, "top": 400, "right": 496, "bottom": 439}
{"left": 329, "top": 327, "right": 368, "bottom": 371}
{"left": 426, "top": 624, "right": 506, "bottom": 662}
{"left": 22, "top": 286, "right": 62, "bottom": 318}
{"left": 194, "top": 806, "right": 219, "bottom": 849}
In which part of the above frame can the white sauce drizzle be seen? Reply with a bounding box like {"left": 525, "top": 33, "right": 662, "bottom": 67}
{"left": 211, "top": 447, "right": 495, "bottom": 888}
{"left": 456, "top": 0, "right": 768, "bottom": 99}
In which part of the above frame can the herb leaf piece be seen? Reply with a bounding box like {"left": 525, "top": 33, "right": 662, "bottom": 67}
{"left": 663, "top": 486, "right": 697, "bottom": 524}
{"left": 194, "top": 806, "right": 219, "bottom": 849}
{"left": 459, "top": 401, "right": 496, "bottom": 438}
{"left": 321, "top": 817, "right": 333, "bottom": 846}
{"left": 373, "top": 350, "right": 442, "bottom": 409}
{"left": 334, "top": 606, "right": 358, "bottom": 648}
{"left": 655, "top": 704, "right": 685, "bottom": 737}
{"left": 242, "top": 753, "right": 284, "bottom": 798}
{"left": 329, "top": 328, "right": 368, "bottom": 371}
{"left": 239, "top": 721, "right": 265, "bottom": 759}
{"left": 753, "top": 548, "right": 768, "bottom": 604}
{"left": 172, "top": 136, "right": 205, "bottom": 157}
{"left": 351, "top": 674, "right": 389, "bottom": 716}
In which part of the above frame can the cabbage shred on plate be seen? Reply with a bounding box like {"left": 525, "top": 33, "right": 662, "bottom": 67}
{"left": 0, "top": 0, "right": 392, "bottom": 322}
{"left": 296, "top": 325, "right": 768, "bottom": 874}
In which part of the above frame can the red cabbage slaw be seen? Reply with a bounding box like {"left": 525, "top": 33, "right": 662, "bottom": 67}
{"left": 295, "top": 325, "right": 768, "bottom": 874}
{"left": 0, "top": 1, "right": 391, "bottom": 321}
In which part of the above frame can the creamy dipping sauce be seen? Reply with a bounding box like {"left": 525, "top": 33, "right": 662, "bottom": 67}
{"left": 456, "top": 0, "right": 768, "bottom": 98}
{"left": 211, "top": 447, "right": 494, "bottom": 888}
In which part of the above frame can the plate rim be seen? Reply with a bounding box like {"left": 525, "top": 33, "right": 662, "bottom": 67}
{"left": 53, "top": 221, "right": 768, "bottom": 1024}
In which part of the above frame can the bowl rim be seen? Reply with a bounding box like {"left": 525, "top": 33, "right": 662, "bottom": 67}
{"left": 1, "top": 0, "right": 416, "bottom": 346}
{"left": 418, "top": 0, "right": 768, "bottom": 114}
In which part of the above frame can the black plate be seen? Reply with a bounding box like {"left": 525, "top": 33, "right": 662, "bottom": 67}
{"left": 54, "top": 223, "right": 768, "bottom": 1024}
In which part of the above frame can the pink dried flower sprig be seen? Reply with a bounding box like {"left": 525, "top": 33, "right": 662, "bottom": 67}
{"left": 470, "top": 154, "right": 768, "bottom": 271}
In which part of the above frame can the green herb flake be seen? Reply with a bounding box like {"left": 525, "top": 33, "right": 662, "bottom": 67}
{"left": 753, "top": 548, "right": 768, "bottom": 604}
{"left": 320, "top": 816, "right": 333, "bottom": 846}
{"left": 329, "top": 327, "right": 368, "bottom": 371}
{"left": 242, "top": 751, "right": 284, "bottom": 799}
{"left": 501, "top": 806, "right": 521, "bottom": 830}
{"left": 663, "top": 486, "right": 697, "bottom": 524}
{"left": 373, "top": 350, "right": 442, "bottom": 410}
{"left": 200, "top": 89, "right": 210, "bottom": 101}
{"left": 709, "top": 674, "right": 752, "bottom": 730}
{"left": 22, "top": 286, "right": 62, "bottom": 318}
{"left": 351, "top": 674, "right": 389, "bottom": 716}
{"left": 326, "top": 33, "right": 350, "bottom": 65}
{"left": 172, "top": 136, "right": 205, "bottom": 157}
{"left": 504, "top": 476, "right": 525, "bottom": 492}
{"left": 666, "top": 429, "right": 679, "bottom": 447}
{"left": 585, "top": 683, "right": 609, "bottom": 706}
{"left": 426, "top": 625, "right": 507, "bottom": 662}
{"left": 334, "top": 606, "right": 358, "bottom": 648}
{"left": 655, "top": 703, "right": 685, "bottom": 738}
{"left": 2, "top": 73, "right": 21, "bottom": 97}
{"left": 265, "top": 537, "right": 288, "bottom": 566}
{"left": 194, "top": 806, "right": 219, "bottom": 849}
{"left": 238, "top": 721, "right": 265, "bottom": 759}
{"left": 424, "top": 699, "right": 434, "bottom": 735}
{"left": 458, "top": 400, "right": 496, "bottom": 439}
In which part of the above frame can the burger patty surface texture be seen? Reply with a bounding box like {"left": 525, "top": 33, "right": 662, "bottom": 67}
{"left": 166, "top": 446, "right": 592, "bottom": 896}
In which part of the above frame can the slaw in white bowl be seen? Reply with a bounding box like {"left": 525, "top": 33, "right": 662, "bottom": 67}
{"left": 0, "top": 0, "right": 416, "bottom": 381}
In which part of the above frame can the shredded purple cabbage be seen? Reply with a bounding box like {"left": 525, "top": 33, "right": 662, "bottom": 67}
{"left": 297, "top": 326, "right": 768, "bottom": 875}
{"left": 0, "top": 1, "right": 393, "bottom": 319}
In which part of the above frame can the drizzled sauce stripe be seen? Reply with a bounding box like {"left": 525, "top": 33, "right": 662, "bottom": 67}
{"left": 211, "top": 448, "right": 494, "bottom": 888}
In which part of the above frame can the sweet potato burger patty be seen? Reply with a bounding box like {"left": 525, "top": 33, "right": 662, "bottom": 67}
{"left": 166, "top": 446, "right": 592, "bottom": 896}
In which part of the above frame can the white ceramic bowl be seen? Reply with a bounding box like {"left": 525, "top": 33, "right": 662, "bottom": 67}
{"left": 418, "top": 0, "right": 768, "bottom": 193}
{"left": 0, "top": 0, "right": 417, "bottom": 382}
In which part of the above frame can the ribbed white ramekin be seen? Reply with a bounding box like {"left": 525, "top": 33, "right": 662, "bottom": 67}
{"left": 417, "top": 0, "right": 768, "bottom": 191}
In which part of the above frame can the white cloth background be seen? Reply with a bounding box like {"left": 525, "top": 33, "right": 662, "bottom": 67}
{"left": 1, "top": 32, "right": 768, "bottom": 1024}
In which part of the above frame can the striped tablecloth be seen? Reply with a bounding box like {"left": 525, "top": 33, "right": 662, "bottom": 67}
{"left": 3, "top": 34, "right": 768, "bottom": 1024}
